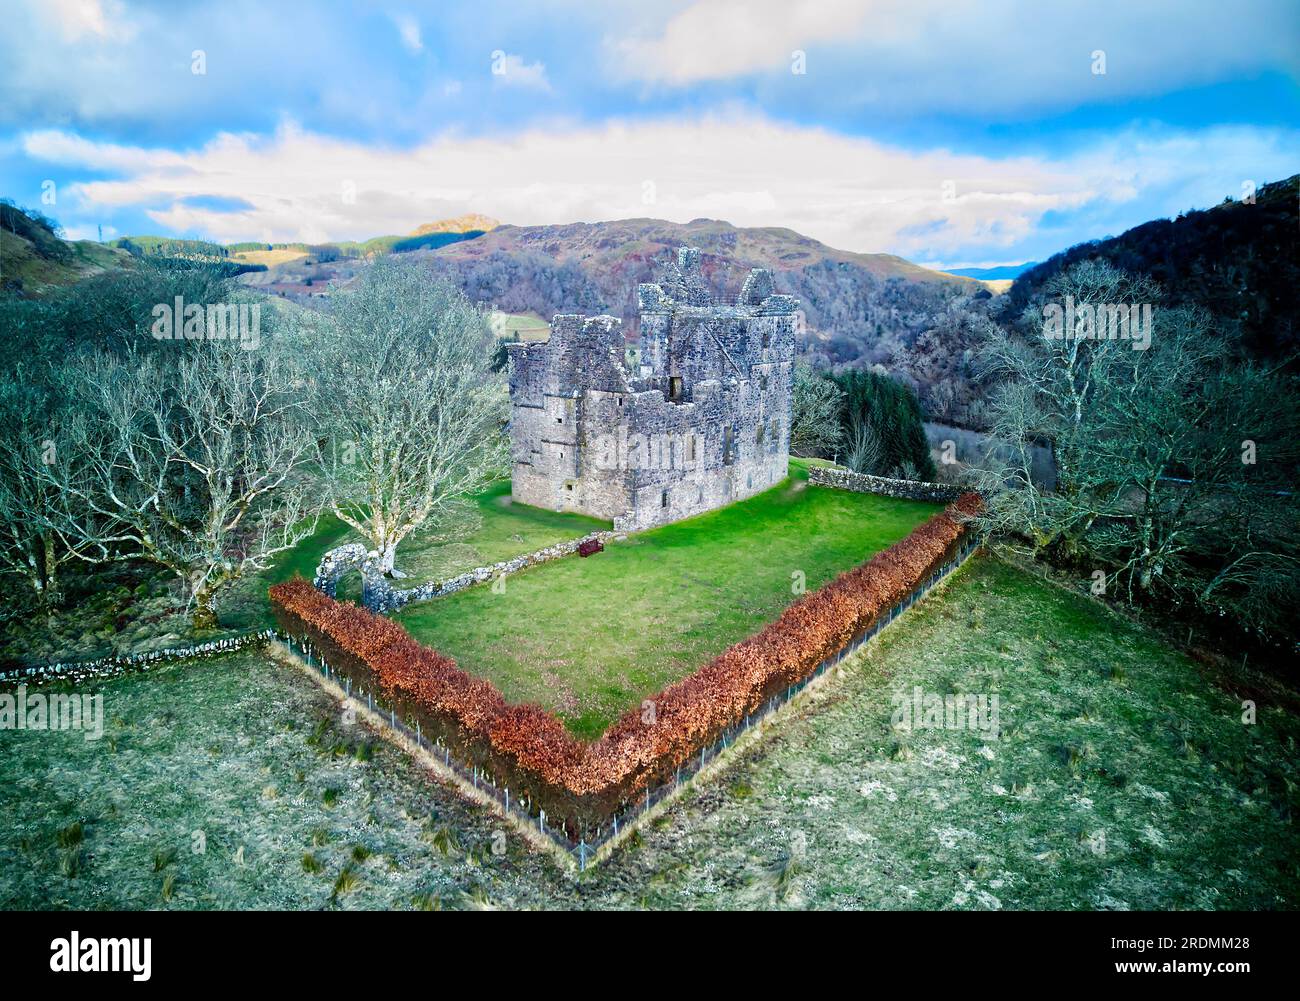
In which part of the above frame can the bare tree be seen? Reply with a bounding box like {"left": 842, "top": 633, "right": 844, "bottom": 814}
{"left": 973, "top": 259, "right": 1300, "bottom": 633}
{"left": 306, "top": 257, "right": 507, "bottom": 575}
{"left": 47, "top": 338, "right": 317, "bottom": 628}
{"left": 973, "top": 261, "right": 1163, "bottom": 558}
{"left": 0, "top": 378, "right": 89, "bottom": 607}
{"left": 844, "top": 410, "right": 882, "bottom": 475}
{"left": 789, "top": 362, "right": 844, "bottom": 457}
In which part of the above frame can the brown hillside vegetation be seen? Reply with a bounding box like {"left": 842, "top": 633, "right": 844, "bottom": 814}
{"left": 410, "top": 213, "right": 501, "bottom": 236}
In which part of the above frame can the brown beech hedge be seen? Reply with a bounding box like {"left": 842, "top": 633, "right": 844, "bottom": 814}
{"left": 270, "top": 492, "right": 982, "bottom": 834}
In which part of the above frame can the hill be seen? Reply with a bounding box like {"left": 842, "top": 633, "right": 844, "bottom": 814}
{"left": 0, "top": 202, "right": 133, "bottom": 294}
{"left": 1003, "top": 174, "right": 1299, "bottom": 362}
{"left": 410, "top": 213, "right": 500, "bottom": 236}
{"left": 429, "top": 216, "right": 973, "bottom": 290}
{"left": 413, "top": 217, "right": 982, "bottom": 378}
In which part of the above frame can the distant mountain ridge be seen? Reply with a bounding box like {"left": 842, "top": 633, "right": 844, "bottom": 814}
{"left": 429, "top": 216, "right": 974, "bottom": 289}
{"left": 409, "top": 216, "right": 982, "bottom": 381}
{"left": 944, "top": 262, "right": 1037, "bottom": 280}
{"left": 410, "top": 213, "right": 499, "bottom": 236}
{"left": 416, "top": 215, "right": 974, "bottom": 331}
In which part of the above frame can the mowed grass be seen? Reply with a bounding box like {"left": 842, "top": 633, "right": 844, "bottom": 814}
{"left": 396, "top": 461, "right": 944, "bottom": 738}
{"left": 220, "top": 482, "right": 607, "bottom": 629}
{"left": 389, "top": 481, "right": 609, "bottom": 586}
{"left": 3, "top": 556, "right": 1296, "bottom": 910}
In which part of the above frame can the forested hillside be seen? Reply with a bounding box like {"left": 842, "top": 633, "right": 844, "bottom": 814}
{"left": 1003, "top": 174, "right": 1299, "bottom": 362}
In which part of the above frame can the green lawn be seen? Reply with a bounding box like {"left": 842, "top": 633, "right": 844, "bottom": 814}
{"left": 396, "top": 460, "right": 944, "bottom": 738}
{"left": 4, "top": 556, "right": 1295, "bottom": 910}
{"left": 220, "top": 482, "right": 607, "bottom": 629}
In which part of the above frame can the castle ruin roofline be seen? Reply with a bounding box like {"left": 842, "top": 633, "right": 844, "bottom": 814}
{"left": 635, "top": 281, "right": 798, "bottom": 317}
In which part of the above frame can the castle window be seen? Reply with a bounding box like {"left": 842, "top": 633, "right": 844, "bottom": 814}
{"left": 556, "top": 416, "right": 563, "bottom": 424}
{"left": 760, "top": 375, "right": 768, "bottom": 391}
{"left": 669, "top": 376, "right": 682, "bottom": 401}
{"left": 686, "top": 435, "right": 696, "bottom": 462}
{"left": 722, "top": 425, "right": 735, "bottom": 465}
{"left": 756, "top": 424, "right": 765, "bottom": 445}
{"left": 661, "top": 489, "right": 669, "bottom": 508}
{"left": 762, "top": 328, "right": 770, "bottom": 348}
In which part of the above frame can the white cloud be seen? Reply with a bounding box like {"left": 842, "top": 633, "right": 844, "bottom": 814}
{"left": 27, "top": 115, "right": 1297, "bottom": 260}
{"left": 492, "top": 52, "right": 551, "bottom": 92}
{"left": 611, "top": 0, "right": 874, "bottom": 84}
{"left": 608, "top": 0, "right": 1300, "bottom": 114}
{"left": 44, "top": 0, "right": 134, "bottom": 42}
{"left": 390, "top": 12, "right": 422, "bottom": 53}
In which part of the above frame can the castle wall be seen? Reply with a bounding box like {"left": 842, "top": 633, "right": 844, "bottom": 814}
{"left": 507, "top": 251, "right": 798, "bottom": 532}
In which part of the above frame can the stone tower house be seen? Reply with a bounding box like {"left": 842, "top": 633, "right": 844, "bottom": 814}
{"left": 506, "top": 247, "right": 798, "bottom": 531}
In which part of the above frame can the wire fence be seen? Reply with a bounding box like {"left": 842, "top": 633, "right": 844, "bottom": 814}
{"left": 283, "top": 533, "right": 982, "bottom": 870}
{"left": 2, "top": 533, "right": 979, "bottom": 870}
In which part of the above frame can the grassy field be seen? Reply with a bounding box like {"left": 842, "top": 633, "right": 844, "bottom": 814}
{"left": 396, "top": 462, "right": 943, "bottom": 737}
{"left": 3, "top": 555, "right": 1295, "bottom": 910}
{"left": 230, "top": 248, "right": 309, "bottom": 267}
{"left": 489, "top": 310, "right": 550, "bottom": 341}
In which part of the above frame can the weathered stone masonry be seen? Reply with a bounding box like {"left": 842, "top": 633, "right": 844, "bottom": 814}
{"left": 807, "top": 465, "right": 966, "bottom": 503}
{"left": 507, "top": 248, "right": 798, "bottom": 530}
{"left": 314, "top": 531, "right": 618, "bottom": 614}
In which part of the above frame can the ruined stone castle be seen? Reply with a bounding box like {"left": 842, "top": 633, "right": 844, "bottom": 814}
{"left": 506, "top": 248, "right": 798, "bottom": 530}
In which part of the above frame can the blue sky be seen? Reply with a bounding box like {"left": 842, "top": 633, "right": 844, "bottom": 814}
{"left": 1, "top": 0, "right": 1296, "bottom": 268}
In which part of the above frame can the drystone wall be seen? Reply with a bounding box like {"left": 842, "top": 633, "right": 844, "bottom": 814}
{"left": 808, "top": 465, "right": 967, "bottom": 503}
{"left": 313, "top": 531, "right": 619, "bottom": 614}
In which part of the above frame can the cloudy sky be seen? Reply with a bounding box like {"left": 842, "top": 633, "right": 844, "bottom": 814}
{"left": 1, "top": 0, "right": 1296, "bottom": 268}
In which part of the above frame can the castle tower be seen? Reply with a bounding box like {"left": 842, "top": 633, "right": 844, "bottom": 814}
{"left": 507, "top": 248, "right": 798, "bottom": 530}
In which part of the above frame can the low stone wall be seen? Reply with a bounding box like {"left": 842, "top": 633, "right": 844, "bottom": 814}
{"left": 808, "top": 465, "right": 967, "bottom": 503}
{"left": 314, "top": 531, "right": 620, "bottom": 614}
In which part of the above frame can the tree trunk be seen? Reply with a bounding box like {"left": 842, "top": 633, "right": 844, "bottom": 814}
{"left": 191, "top": 578, "right": 218, "bottom": 630}
{"left": 377, "top": 541, "right": 406, "bottom": 578}
{"left": 41, "top": 531, "right": 62, "bottom": 608}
